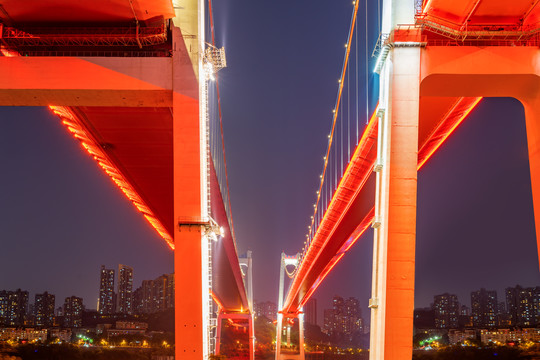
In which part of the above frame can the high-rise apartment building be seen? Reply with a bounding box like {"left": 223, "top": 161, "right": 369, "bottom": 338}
{"left": 253, "top": 301, "right": 277, "bottom": 321}
{"left": 323, "top": 308, "right": 335, "bottom": 334}
{"left": 304, "top": 298, "right": 317, "bottom": 326}
{"left": 5, "top": 289, "right": 28, "bottom": 326}
{"left": 117, "top": 264, "right": 134, "bottom": 314}
{"left": 506, "top": 285, "right": 540, "bottom": 326}
{"left": 323, "top": 296, "right": 363, "bottom": 336}
{"left": 98, "top": 266, "right": 115, "bottom": 315}
{"left": 0, "top": 291, "right": 8, "bottom": 325}
{"left": 35, "top": 292, "right": 55, "bottom": 327}
{"left": 136, "top": 279, "right": 154, "bottom": 314}
{"left": 343, "top": 297, "right": 362, "bottom": 335}
{"left": 471, "top": 288, "right": 498, "bottom": 328}
{"left": 153, "top": 273, "right": 173, "bottom": 311}
{"left": 133, "top": 273, "right": 175, "bottom": 314}
{"left": 433, "top": 293, "right": 459, "bottom": 329}
{"left": 63, "top": 296, "right": 83, "bottom": 328}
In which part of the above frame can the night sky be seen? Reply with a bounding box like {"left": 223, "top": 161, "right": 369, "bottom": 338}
{"left": 0, "top": 0, "right": 539, "bottom": 327}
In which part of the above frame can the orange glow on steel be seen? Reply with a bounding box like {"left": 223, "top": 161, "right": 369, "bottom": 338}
{"left": 299, "top": 253, "right": 346, "bottom": 311}
{"left": 297, "top": 111, "right": 377, "bottom": 272}
{"left": 298, "top": 210, "right": 374, "bottom": 312}
{"left": 302, "top": 110, "right": 378, "bottom": 264}
{"left": 341, "top": 209, "right": 375, "bottom": 254}
{"left": 211, "top": 290, "right": 225, "bottom": 311}
{"left": 311, "top": 0, "right": 360, "bottom": 233}
{"left": 49, "top": 105, "right": 174, "bottom": 249}
{"left": 422, "top": 0, "right": 435, "bottom": 13}
{"left": 417, "top": 97, "right": 482, "bottom": 170}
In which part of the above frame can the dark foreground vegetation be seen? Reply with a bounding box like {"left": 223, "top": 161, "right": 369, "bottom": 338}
{"left": 412, "top": 345, "right": 540, "bottom": 360}
{"left": 0, "top": 343, "right": 173, "bottom": 360}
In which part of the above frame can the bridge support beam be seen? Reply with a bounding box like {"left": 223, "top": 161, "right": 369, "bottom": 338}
{"left": 522, "top": 99, "right": 540, "bottom": 271}
{"left": 371, "top": 46, "right": 420, "bottom": 360}
{"left": 420, "top": 45, "right": 540, "bottom": 275}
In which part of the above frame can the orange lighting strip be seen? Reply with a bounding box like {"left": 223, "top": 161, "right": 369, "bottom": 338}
{"left": 49, "top": 106, "right": 174, "bottom": 249}
{"left": 417, "top": 97, "right": 482, "bottom": 170}
{"left": 211, "top": 290, "right": 225, "bottom": 312}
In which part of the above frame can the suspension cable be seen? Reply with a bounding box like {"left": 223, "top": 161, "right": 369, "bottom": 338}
{"left": 304, "top": 0, "right": 360, "bottom": 254}
{"left": 366, "top": 0, "right": 370, "bottom": 125}
{"left": 208, "top": 0, "right": 236, "bottom": 241}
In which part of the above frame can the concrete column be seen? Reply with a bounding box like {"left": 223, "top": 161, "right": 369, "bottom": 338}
{"left": 382, "top": 0, "right": 416, "bottom": 34}
{"left": 172, "top": 0, "right": 207, "bottom": 357}
{"left": 522, "top": 97, "right": 540, "bottom": 271}
{"left": 276, "top": 313, "right": 283, "bottom": 360}
{"left": 286, "top": 325, "right": 291, "bottom": 347}
{"left": 276, "top": 252, "right": 286, "bottom": 360}
{"left": 215, "top": 312, "right": 224, "bottom": 355}
{"left": 371, "top": 46, "right": 420, "bottom": 360}
{"left": 248, "top": 314, "right": 255, "bottom": 360}
{"left": 298, "top": 311, "right": 305, "bottom": 360}
{"left": 173, "top": 88, "right": 204, "bottom": 359}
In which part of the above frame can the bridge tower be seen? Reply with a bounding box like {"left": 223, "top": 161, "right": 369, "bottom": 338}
{"left": 370, "top": 1, "right": 420, "bottom": 359}
{"left": 371, "top": 0, "right": 540, "bottom": 359}
{"left": 239, "top": 250, "right": 254, "bottom": 310}
{"left": 276, "top": 252, "right": 305, "bottom": 360}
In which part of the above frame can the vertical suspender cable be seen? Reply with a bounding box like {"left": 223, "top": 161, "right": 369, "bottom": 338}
{"left": 378, "top": 0, "right": 381, "bottom": 35}
{"left": 340, "top": 93, "right": 343, "bottom": 175}
{"left": 366, "top": 0, "right": 369, "bottom": 125}
{"left": 347, "top": 47, "right": 350, "bottom": 163}
{"left": 335, "top": 120, "right": 338, "bottom": 188}
{"left": 356, "top": 20, "right": 359, "bottom": 144}
{"left": 208, "top": 0, "right": 236, "bottom": 240}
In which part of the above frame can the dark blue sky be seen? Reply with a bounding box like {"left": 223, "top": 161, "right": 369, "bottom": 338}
{"left": 0, "top": 0, "right": 538, "bottom": 326}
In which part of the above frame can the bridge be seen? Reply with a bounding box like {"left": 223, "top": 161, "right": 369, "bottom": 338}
{"left": 276, "top": 0, "right": 540, "bottom": 359}
{"left": 0, "top": 0, "right": 253, "bottom": 359}
{"left": 2, "top": 0, "right": 540, "bottom": 359}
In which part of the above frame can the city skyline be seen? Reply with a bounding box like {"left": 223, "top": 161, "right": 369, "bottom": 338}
{"left": 0, "top": 1, "right": 539, "bottom": 325}
{"left": 1, "top": 264, "right": 172, "bottom": 313}
{"left": 0, "top": 265, "right": 174, "bottom": 327}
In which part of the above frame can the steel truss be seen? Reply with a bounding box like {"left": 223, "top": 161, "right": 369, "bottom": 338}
{"left": 0, "top": 22, "right": 168, "bottom": 47}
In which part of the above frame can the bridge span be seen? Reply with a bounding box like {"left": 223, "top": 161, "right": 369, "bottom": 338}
{"left": 0, "top": 0, "right": 252, "bottom": 359}
{"left": 277, "top": 0, "right": 540, "bottom": 359}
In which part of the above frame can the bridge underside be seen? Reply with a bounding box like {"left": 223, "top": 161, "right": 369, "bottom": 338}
{"left": 0, "top": 0, "right": 175, "bottom": 23}
{"left": 53, "top": 104, "right": 248, "bottom": 312}
{"left": 0, "top": 0, "right": 248, "bottom": 321}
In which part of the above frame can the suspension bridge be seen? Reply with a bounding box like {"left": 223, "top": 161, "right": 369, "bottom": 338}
{"left": 276, "top": 0, "right": 540, "bottom": 359}
{"left": 0, "top": 0, "right": 253, "bottom": 358}
{"left": 1, "top": 0, "right": 540, "bottom": 359}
